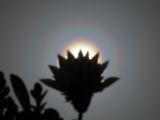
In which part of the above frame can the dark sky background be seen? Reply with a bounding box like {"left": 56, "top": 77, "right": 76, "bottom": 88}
{"left": 0, "top": 0, "right": 160, "bottom": 120}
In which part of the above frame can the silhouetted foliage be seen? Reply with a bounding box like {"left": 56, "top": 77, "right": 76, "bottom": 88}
{"left": 41, "top": 50, "right": 119, "bottom": 120}
{"left": 0, "top": 50, "right": 119, "bottom": 120}
{"left": 31, "top": 83, "right": 47, "bottom": 113}
{"left": 0, "top": 72, "right": 63, "bottom": 120}
{"left": 0, "top": 72, "right": 18, "bottom": 120}
{"left": 11, "top": 75, "right": 31, "bottom": 112}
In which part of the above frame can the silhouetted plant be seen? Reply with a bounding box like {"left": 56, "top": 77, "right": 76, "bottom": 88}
{"left": 0, "top": 71, "right": 63, "bottom": 120}
{"left": 41, "top": 51, "right": 119, "bottom": 120}
{"left": 10, "top": 75, "right": 31, "bottom": 113}
{"left": 10, "top": 74, "right": 63, "bottom": 120}
{"left": 31, "top": 83, "right": 47, "bottom": 113}
{"left": 0, "top": 72, "right": 18, "bottom": 120}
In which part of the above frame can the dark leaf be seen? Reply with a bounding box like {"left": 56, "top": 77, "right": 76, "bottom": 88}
{"left": 39, "top": 102, "right": 46, "bottom": 112}
{"left": 44, "top": 108, "right": 61, "bottom": 120}
{"left": 34, "top": 83, "right": 42, "bottom": 94}
{"left": 31, "top": 90, "right": 36, "bottom": 101}
{"left": 4, "top": 97, "right": 18, "bottom": 116}
{"left": 1, "top": 86, "right": 10, "bottom": 97}
{"left": 0, "top": 72, "right": 6, "bottom": 90}
{"left": 41, "top": 90, "right": 48, "bottom": 100}
{"left": 10, "top": 74, "right": 30, "bottom": 111}
{"left": 0, "top": 71, "right": 4, "bottom": 78}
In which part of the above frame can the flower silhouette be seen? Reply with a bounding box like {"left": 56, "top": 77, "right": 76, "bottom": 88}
{"left": 41, "top": 50, "right": 119, "bottom": 120}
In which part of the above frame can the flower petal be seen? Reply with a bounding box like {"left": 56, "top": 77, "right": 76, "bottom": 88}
{"left": 40, "top": 79, "right": 62, "bottom": 91}
{"left": 49, "top": 65, "right": 59, "bottom": 75}
{"left": 78, "top": 50, "right": 83, "bottom": 59}
{"left": 99, "top": 61, "right": 109, "bottom": 74}
{"left": 67, "top": 50, "right": 75, "bottom": 60}
{"left": 58, "top": 55, "right": 67, "bottom": 68}
{"left": 85, "top": 52, "right": 89, "bottom": 60}
{"left": 98, "top": 77, "right": 119, "bottom": 92}
{"left": 91, "top": 52, "right": 99, "bottom": 63}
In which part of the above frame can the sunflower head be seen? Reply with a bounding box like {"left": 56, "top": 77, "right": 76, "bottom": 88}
{"left": 41, "top": 50, "right": 119, "bottom": 114}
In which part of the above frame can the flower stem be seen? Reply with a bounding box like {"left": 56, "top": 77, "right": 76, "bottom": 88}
{"left": 78, "top": 112, "right": 83, "bottom": 120}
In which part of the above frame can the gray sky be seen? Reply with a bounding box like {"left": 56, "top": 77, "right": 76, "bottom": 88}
{"left": 0, "top": 0, "right": 160, "bottom": 120}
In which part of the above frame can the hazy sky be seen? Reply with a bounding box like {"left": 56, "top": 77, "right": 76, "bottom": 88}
{"left": 0, "top": 1, "right": 160, "bottom": 120}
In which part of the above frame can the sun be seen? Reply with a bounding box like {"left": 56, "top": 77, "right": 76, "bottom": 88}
{"left": 62, "top": 37, "right": 103, "bottom": 62}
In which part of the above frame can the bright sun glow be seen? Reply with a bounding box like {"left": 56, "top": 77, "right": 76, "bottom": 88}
{"left": 63, "top": 38, "right": 103, "bottom": 62}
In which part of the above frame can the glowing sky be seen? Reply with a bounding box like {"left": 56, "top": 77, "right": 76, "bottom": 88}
{"left": 0, "top": 1, "right": 160, "bottom": 120}
{"left": 62, "top": 37, "right": 104, "bottom": 62}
